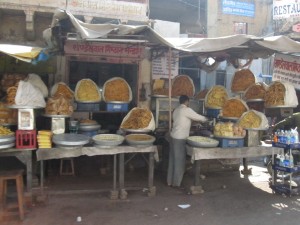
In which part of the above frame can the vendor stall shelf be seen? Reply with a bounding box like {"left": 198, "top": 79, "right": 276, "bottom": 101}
{"left": 271, "top": 142, "right": 300, "bottom": 196}
{"left": 151, "top": 96, "right": 200, "bottom": 129}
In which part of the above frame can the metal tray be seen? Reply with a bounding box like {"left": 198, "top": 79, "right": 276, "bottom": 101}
{"left": 121, "top": 128, "right": 152, "bottom": 133}
{"left": 150, "top": 95, "right": 168, "bottom": 98}
{"left": 245, "top": 127, "right": 268, "bottom": 131}
{"left": 0, "top": 135, "right": 15, "bottom": 143}
{"left": 105, "top": 101, "right": 130, "bottom": 104}
{"left": 7, "top": 105, "right": 44, "bottom": 109}
{"left": 52, "top": 133, "right": 90, "bottom": 146}
{"left": 187, "top": 139, "right": 219, "bottom": 148}
{"left": 187, "top": 136, "right": 219, "bottom": 148}
{"left": 125, "top": 134, "right": 156, "bottom": 146}
{"left": 214, "top": 135, "right": 245, "bottom": 139}
{"left": 43, "top": 114, "right": 71, "bottom": 118}
{"left": 265, "top": 105, "right": 297, "bottom": 109}
{"left": 76, "top": 100, "right": 101, "bottom": 103}
{"left": 92, "top": 134, "right": 124, "bottom": 146}
{"left": 0, "top": 123, "right": 17, "bottom": 126}
{"left": 79, "top": 124, "right": 101, "bottom": 131}
{"left": 0, "top": 133, "right": 15, "bottom": 139}
{"left": 93, "top": 144, "right": 115, "bottom": 149}
{"left": 246, "top": 99, "right": 264, "bottom": 102}
{"left": 0, "top": 142, "right": 15, "bottom": 149}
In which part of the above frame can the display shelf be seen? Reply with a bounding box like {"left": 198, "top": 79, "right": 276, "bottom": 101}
{"left": 272, "top": 165, "right": 300, "bottom": 173}
{"left": 270, "top": 184, "right": 300, "bottom": 196}
{"left": 271, "top": 143, "right": 300, "bottom": 196}
{"left": 150, "top": 97, "right": 200, "bottom": 129}
{"left": 272, "top": 142, "right": 300, "bottom": 150}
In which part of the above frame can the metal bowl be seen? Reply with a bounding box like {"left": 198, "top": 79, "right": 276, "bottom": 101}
{"left": 187, "top": 136, "right": 219, "bottom": 148}
{"left": 125, "top": 134, "right": 156, "bottom": 146}
{"left": 52, "top": 133, "right": 90, "bottom": 146}
{"left": 92, "top": 134, "right": 124, "bottom": 146}
{"left": 79, "top": 124, "right": 101, "bottom": 131}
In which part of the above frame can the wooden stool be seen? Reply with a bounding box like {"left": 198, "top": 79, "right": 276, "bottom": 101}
{"left": 60, "top": 158, "right": 75, "bottom": 176}
{"left": 0, "top": 170, "right": 25, "bottom": 221}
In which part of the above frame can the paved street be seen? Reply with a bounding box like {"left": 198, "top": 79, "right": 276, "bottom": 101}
{"left": 3, "top": 158, "right": 300, "bottom": 225}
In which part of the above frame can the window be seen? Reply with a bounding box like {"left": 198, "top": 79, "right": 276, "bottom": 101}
{"left": 234, "top": 22, "right": 247, "bottom": 34}
{"left": 216, "top": 70, "right": 226, "bottom": 86}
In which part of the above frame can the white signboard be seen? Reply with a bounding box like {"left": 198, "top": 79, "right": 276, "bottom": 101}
{"left": 152, "top": 51, "right": 179, "bottom": 79}
{"left": 273, "top": 0, "right": 300, "bottom": 20}
{"left": 273, "top": 53, "right": 300, "bottom": 90}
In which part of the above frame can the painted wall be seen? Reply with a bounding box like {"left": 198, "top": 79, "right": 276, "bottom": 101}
{"left": 207, "top": 0, "right": 272, "bottom": 37}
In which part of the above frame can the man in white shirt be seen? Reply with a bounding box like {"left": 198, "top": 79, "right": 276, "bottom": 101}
{"left": 167, "top": 95, "right": 207, "bottom": 187}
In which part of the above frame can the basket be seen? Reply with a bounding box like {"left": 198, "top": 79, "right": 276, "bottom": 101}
{"left": 215, "top": 137, "right": 244, "bottom": 148}
{"left": 102, "top": 77, "right": 132, "bottom": 103}
{"left": 75, "top": 79, "right": 101, "bottom": 102}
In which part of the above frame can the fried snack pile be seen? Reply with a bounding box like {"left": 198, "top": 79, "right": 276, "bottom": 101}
{"left": 0, "top": 126, "right": 14, "bottom": 136}
{"left": 0, "top": 102, "right": 17, "bottom": 124}
{"left": 239, "top": 111, "right": 262, "bottom": 129}
{"left": 76, "top": 79, "right": 100, "bottom": 102}
{"left": 1, "top": 73, "right": 26, "bottom": 92}
{"left": 153, "top": 88, "right": 169, "bottom": 96}
{"left": 121, "top": 108, "right": 152, "bottom": 129}
{"left": 6, "top": 83, "right": 19, "bottom": 105}
{"left": 231, "top": 69, "right": 255, "bottom": 92}
{"left": 222, "top": 99, "right": 248, "bottom": 118}
{"left": 244, "top": 83, "right": 266, "bottom": 100}
{"left": 45, "top": 96, "right": 73, "bottom": 115}
{"left": 264, "top": 81, "right": 285, "bottom": 107}
{"left": 104, "top": 78, "right": 130, "bottom": 102}
{"left": 53, "top": 83, "right": 74, "bottom": 100}
{"left": 214, "top": 122, "right": 246, "bottom": 137}
{"left": 195, "top": 89, "right": 209, "bottom": 100}
{"left": 205, "top": 86, "right": 228, "bottom": 108}
{"left": 172, "top": 75, "right": 194, "bottom": 97}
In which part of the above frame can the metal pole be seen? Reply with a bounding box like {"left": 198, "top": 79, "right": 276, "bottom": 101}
{"left": 168, "top": 48, "right": 172, "bottom": 131}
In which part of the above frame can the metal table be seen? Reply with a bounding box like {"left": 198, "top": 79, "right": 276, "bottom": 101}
{"left": 117, "top": 145, "right": 158, "bottom": 199}
{"left": 36, "top": 145, "right": 158, "bottom": 199}
{"left": 186, "top": 145, "right": 281, "bottom": 194}
{"left": 0, "top": 148, "right": 35, "bottom": 193}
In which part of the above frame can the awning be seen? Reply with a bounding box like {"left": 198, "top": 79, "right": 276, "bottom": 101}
{"left": 0, "top": 44, "right": 43, "bottom": 63}
{"left": 46, "top": 9, "right": 300, "bottom": 60}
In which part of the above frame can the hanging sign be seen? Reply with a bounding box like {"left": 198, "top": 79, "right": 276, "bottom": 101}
{"left": 64, "top": 41, "right": 144, "bottom": 58}
{"left": 273, "top": 53, "right": 300, "bottom": 90}
{"left": 152, "top": 51, "right": 179, "bottom": 79}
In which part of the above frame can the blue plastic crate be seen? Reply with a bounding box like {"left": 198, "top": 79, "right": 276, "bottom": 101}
{"left": 76, "top": 102, "right": 100, "bottom": 111}
{"left": 106, "top": 103, "right": 128, "bottom": 112}
{"left": 206, "top": 108, "right": 221, "bottom": 118}
{"left": 217, "top": 138, "right": 244, "bottom": 148}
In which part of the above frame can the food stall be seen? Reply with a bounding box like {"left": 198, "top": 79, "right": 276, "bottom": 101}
{"left": 3, "top": 9, "right": 300, "bottom": 199}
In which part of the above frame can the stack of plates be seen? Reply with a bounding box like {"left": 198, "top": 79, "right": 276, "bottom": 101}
{"left": 0, "top": 133, "right": 15, "bottom": 149}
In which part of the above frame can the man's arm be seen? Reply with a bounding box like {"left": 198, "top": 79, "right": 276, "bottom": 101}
{"left": 186, "top": 108, "right": 207, "bottom": 122}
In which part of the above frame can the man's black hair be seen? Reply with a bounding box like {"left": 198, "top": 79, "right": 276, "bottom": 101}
{"left": 179, "top": 95, "right": 189, "bottom": 104}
